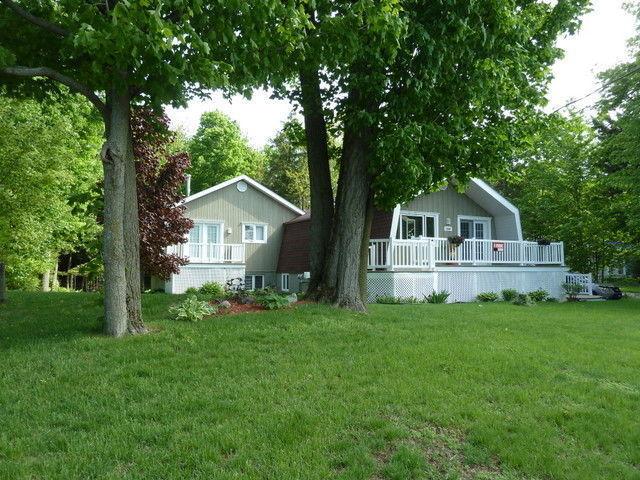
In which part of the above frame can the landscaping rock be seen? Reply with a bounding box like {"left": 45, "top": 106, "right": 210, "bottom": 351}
{"left": 219, "top": 300, "right": 231, "bottom": 310}
{"left": 286, "top": 293, "right": 297, "bottom": 304}
{"left": 239, "top": 295, "right": 254, "bottom": 305}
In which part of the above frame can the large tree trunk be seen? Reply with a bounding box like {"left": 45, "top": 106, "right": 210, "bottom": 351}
{"left": 328, "top": 122, "right": 373, "bottom": 311}
{"left": 0, "top": 262, "right": 6, "bottom": 303}
{"left": 123, "top": 131, "right": 146, "bottom": 334}
{"left": 299, "top": 66, "right": 334, "bottom": 296}
{"left": 101, "top": 87, "right": 130, "bottom": 337}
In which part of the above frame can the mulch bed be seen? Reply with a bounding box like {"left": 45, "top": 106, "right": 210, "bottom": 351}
{"left": 211, "top": 299, "right": 313, "bottom": 316}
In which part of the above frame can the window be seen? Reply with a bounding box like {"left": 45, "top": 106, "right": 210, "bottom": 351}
{"left": 458, "top": 217, "right": 491, "bottom": 239}
{"left": 397, "top": 212, "right": 438, "bottom": 239}
{"left": 243, "top": 223, "right": 267, "bottom": 243}
{"left": 245, "top": 275, "right": 264, "bottom": 291}
{"left": 281, "top": 273, "right": 289, "bottom": 292}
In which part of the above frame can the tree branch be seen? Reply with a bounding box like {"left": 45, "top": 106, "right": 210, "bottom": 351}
{"left": 0, "top": 66, "right": 105, "bottom": 113}
{"left": 0, "top": 0, "right": 69, "bottom": 37}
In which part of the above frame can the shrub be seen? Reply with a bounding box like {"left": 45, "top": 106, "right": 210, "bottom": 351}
{"left": 501, "top": 289, "right": 518, "bottom": 302}
{"left": 513, "top": 293, "right": 535, "bottom": 306}
{"left": 477, "top": 292, "right": 499, "bottom": 302}
{"left": 199, "top": 281, "right": 225, "bottom": 299}
{"left": 426, "top": 291, "right": 450, "bottom": 304}
{"left": 255, "top": 291, "right": 290, "bottom": 310}
{"left": 169, "top": 295, "right": 216, "bottom": 322}
{"left": 376, "top": 296, "right": 421, "bottom": 304}
{"left": 528, "top": 289, "right": 549, "bottom": 302}
{"left": 562, "top": 282, "right": 584, "bottom": 301}
{"left": 545, "top": 297, "right": 559, "bottom": 303}
{"left": 184, "top": 287, "right": 199, "bottom": 296}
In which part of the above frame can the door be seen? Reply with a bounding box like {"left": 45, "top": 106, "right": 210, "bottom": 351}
{"left": 206, "top": 224, "right": 222, "bottom": 260}
{"left": 188, "top": 224, "right": 203, "bottom": 260}
{"left": 459, "top": 218, "right": 491, "bottom": 262}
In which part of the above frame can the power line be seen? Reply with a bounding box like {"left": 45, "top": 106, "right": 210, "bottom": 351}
{"left": 550, "top": 62, "right": 640, "bottom": 114}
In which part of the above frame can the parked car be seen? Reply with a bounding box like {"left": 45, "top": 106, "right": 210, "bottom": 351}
{"left": 592, "top": 284, "right": 624, "bottom": 300}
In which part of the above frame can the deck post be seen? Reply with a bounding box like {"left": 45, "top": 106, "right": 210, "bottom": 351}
{"left": 560, "top": 241, "right": 565, "bottom": 266}
{"left": 471, "top": 239, "right": 477, "bottom": 266}
{"left": 428, "top": 238, "right": 436, "bottom": 269}
{"left": 519, "top": 241, "right": 525, "bottom": 266}
{"left": 388, "top": 238, "right": 394, "bottom": 271}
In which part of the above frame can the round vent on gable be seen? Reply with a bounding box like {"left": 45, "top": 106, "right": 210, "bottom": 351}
{"left": 236, "top": 180, "right": 248, "bottom": 192}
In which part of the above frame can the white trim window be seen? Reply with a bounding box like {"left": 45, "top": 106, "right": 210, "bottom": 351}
{"left": 188, "top": 221, "right": 224, "bottom": 260}
{"left": 457, "top": 215, "right": 492, "bottom": 239}
{"left": 280, "top": 273, "right": 290, "bottom": 292}
{"left": 396, "top": 211, "right": 439, "bottom": 239}
{"left": 242, "top": 223, "right": 267, "bottom": 243}
{"left": 245, "top": 275, "right": 264, "bottom": 291}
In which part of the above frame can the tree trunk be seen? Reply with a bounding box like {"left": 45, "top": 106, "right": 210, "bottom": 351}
{"left": 299, "top": 66, "right": 334, "bottom": 296}
{"left": 41, "top": 270, "right": 51, "bottom": 292}
{"left": 0, "top": 262, "right": 6, "bottom": 303}
{"left": 52, "top": 260, "right": 59, "bottom": 290}
{"left": 322, "top": 104, "right": 374, "bottom": 311}
{"left": 359, "top": 192, "right": 375, "bottom": 302}
{"left": 101, "top": 87, "right": 130, "bottom": 337}
{"left": 123, "top": 131, "right": 146, "bottom": 334}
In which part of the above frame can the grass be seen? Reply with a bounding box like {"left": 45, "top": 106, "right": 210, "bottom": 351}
{"left": 603, "top": 277, "right": 640, "bottom": 294}
{"left": 1, "top": 292, "right": 639, "bottom": 479}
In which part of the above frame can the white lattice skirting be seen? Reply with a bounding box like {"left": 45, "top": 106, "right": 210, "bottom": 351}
{"left": 166, "top": 264, "right": 246, "bottom": 294}
{"left": 368, "top": 267, "right": 569, "bottom": 303}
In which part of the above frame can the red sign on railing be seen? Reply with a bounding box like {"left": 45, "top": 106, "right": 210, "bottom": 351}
{"left": 492, "top": 242, "right": 505, "bottom": 252}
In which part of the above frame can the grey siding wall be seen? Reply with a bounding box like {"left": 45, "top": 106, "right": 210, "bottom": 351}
{"left": 401, "top": 187, "right": 495, "bottom": 239}
{"left": 185, "top": 181, "right": 300, "bottom": 272}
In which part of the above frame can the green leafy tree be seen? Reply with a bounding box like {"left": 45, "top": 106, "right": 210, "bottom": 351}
{"left": 263, "top": 116, "right": 339, "bottom": 210}
{"left": 498, "top": 114, "right": 626, "bottom": 277}
{"left": 593, "top": 5, "right": 640, "bottom": 266}
{"left": 0, "top": 0, "right": 306, "bottom": 335}
{"left": 270, "top": 0, "right": 589, "bottom": 309}
{"left": 188, "top": 110, "right": 265, "bottom": 193}
{"left": 0, "top": 92, "right": 102, "bottom": 290}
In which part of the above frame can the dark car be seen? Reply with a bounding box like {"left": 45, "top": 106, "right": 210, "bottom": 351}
{"left": 592, "top": 284, "right": 624, "bottom": 300}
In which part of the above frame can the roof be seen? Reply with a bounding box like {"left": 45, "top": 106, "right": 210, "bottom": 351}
{"left": 466, "top": 178, "right": 522, "bottom": 240}
{"left": 183, "top": 175, "right": 305, "bottom": 216}
{"left": 276, "top": 209, "right": 393, "bottom": 273}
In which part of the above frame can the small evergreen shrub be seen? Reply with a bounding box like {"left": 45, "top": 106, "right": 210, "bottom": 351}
{"left": 513, "top": 293, "right": 535, "bottom": 306}
{"left": 562, "top": 282, "right": 584, "bottom": 301}
{"left": 545, "top": 297, "right": 559, "bottom": 303}
{"left": 501, "top": 289, "right": 518, "bottom": 302}
{"left": 199, "top": 281, "right": 225, "bottom": 299}
{"left": 426, "top": 291, "right": 450, "bottom": 304}
{"left": 477, "top": 292, "right": 499, "bottom": 302}
{"left": 169, "top": 295, "right": 216, "bottom": 322}
{"left": 528, "top": 289, "right": 549, "bottom": 302}
{"left": 184, "top": 287, "right": 199, "bottom": 295}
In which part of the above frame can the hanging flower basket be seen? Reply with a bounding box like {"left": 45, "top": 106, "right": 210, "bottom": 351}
{"left": 448, "top": 235, "right": 465, "bottom": 247}
{"left": 537, "top": 238, "right": 551, "bottom": 246}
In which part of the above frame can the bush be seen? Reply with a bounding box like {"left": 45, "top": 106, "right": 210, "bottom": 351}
{"left": 376, "top": 296, "right": 421, "bottom": 304}
{"left": 199, "top": 281, "right": 225, "bottom": 299}
{"left": 185, "top": 287, "right": 199, "bottom": 295}
{"left": 562, "top": 282, "right": 584, "bottom": 301}
{"left": 477, "top": 292, "right": 499, "bottom": 302}
{"left": 426, "top": 291, "right": 450, "bottom": 304}
{"left": 169, "top": 295, "right": 216, "bottom": 322}
{"left": 528, "top": 289, "right": 549, "bottom": 302}
{"left": 513, "top": 293, "right": 535, "bottom": 306}
{"left": 501, "top": 289, "right": 518, "bottom": 302}
{"left": 254, "top": 291, "right": 290, "bottom": 310}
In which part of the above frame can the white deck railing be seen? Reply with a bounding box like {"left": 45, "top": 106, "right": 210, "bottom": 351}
{"left": 565, "top": 273, "right": 593, "bottom": 295}
{"left": 368, "top": 238, "right": 564, "bottom": 270}
{"left": 167, "top": 243, "right": 245, "bottom": 264}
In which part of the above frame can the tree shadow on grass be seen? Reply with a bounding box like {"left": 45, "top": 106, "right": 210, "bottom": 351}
{"left": 0, "top": 291, "right": 103, "bottom": 349}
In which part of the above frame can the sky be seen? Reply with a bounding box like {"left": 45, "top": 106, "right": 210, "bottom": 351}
{"left": 167, "top": 0, "right": 637, "bottom": 148}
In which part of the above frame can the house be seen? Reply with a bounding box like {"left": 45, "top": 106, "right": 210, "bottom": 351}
{"left": 162, "top": 175, "right": 587, "bottom": 301}
{"left": 161, "top": 175, "right": 304, "bottom": 293}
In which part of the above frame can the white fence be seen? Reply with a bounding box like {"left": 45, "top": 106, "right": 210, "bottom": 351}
{"left": 565, "top": 272, "right": 593, "bottom": 295}
{"left": 368, "top": 238, "right": 564, "bottom": 270}
{"left": 167, "top": 243, "right": 245, "bottom": 264}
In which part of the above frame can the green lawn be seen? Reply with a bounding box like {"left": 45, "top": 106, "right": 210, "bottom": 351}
{"left": 1, "top": 293, "right": 639, "bottom": 480}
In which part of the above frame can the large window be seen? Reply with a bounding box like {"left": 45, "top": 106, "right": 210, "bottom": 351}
{"left": 458, "top": 216, "right": 491, "bottom": 239}
{"left": 397, "top": 212, "right": 438, "bottom": 239}
{"left": 242, "top": 223, "right": 267, "bottom": 243}
{"left": 245, "top": 275, "right": 264, "bottom": 291}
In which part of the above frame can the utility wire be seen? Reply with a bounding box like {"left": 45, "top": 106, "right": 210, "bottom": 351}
{"left": 550, "top": 62, "right": 640, "bottom": 114}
